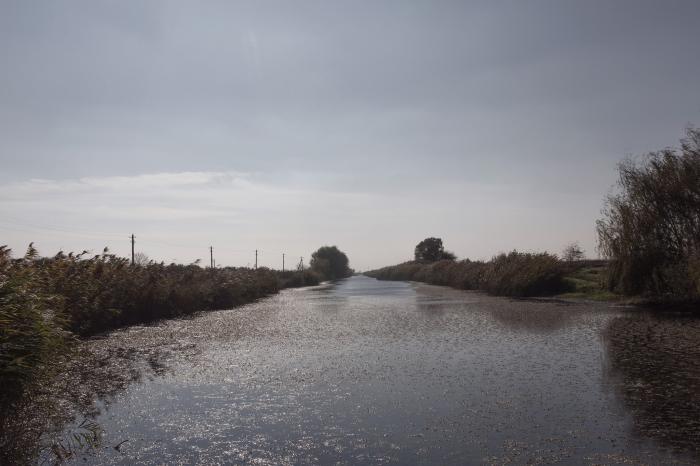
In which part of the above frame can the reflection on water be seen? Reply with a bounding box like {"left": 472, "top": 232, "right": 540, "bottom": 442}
{"left": 41, "top": 276, "right": 699, "bottom": 465}
{"left": 603, "top": 312, "right": 700, "bottom": 455}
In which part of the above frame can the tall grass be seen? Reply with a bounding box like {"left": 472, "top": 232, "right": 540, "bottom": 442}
{"left": 0, "top": 246, "right": 69, "bottom": 407}
{"left": 38, "top": 249, "right": 283, "bottom": 336}
{"left": 277, "top": 269, "right": 321, "bottom": 288}
{"left": 365, "top": 251, "right": 569, "bottom": 297}
{"left": 1, "top": 242, "right": 345, "bottom": 391}
{"left": 1, "top": 246, "right": 72, "bottom": 464}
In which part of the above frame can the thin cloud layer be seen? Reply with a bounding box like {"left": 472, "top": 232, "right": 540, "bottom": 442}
{"left": 1, "top": 1, "right": 699, "bottom": 267}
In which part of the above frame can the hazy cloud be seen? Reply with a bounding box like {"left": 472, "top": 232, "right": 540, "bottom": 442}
{"left": 1, "top": 1, "right": 699, "bottom": 268}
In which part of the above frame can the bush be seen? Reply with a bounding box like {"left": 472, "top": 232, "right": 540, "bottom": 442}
{"left": 597, "top": 127, "right": 700, "bottom": 301}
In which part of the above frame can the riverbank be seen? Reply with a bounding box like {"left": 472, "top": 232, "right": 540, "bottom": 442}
{"left": 0, "top": 246, "right": 321, "bottom": 463}
{"left": 365, "top": 254, "right": 621, "bottom": 301}
{"left": 556, "top": 261, "right": 622, "bottom": 301}
{"left": 26, "top": 277, "right": 700, "bottom": 464}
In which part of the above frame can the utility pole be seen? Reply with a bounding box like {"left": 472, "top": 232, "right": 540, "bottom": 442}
{"left": 131, "top": 234, "right": 135, "bottom": 265}
{"left": 255, "top": 249, "right": 258, "bottom": 269}
{"left": 282, "top": 253, "right": 285, "bottom": 272}
{"left": 210, "top": 246, "right": 214, "bottom": 269}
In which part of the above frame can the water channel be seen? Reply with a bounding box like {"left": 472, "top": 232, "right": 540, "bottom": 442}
{"left": 51, "top": 275, "right": 700, "bottom": 464}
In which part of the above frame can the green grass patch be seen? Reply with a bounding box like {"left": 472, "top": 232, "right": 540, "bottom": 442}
{"left": 557, "top": 266, "right": 621, "bottom": 301}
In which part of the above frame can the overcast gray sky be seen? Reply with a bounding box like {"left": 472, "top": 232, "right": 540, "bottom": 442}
{"left": 1, "top": 0, "right": 699, "bottom": 270}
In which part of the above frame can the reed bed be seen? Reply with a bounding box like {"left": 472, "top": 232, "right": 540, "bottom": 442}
{"left": 0, "top": 244, "right": 318, "bottom": 417}
{"left": 365, "top": 251, "right": 570, "bottom": 298}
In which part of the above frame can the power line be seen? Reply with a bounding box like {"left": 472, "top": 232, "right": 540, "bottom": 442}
{"left": 1, "top": 224, "right": 311, "bottom": 269}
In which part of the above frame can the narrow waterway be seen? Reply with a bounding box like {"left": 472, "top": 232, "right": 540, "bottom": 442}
{"left": 51, "top": 276, "right": 700, "bottom": 465}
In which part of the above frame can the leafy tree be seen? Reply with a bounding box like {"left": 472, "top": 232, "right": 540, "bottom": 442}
{"left": 310, "top": 246, "right": 352, "bottom": 280}
{"left": 597, "top": 126, "right": 700, "bottom": 299}
{"left": 441, "top": 250, "right": 457, "bottom": 261}
{"left": 414, "top": 237, "right": 455, "bottom": 262}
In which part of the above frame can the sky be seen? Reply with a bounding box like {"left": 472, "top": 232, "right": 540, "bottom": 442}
{"left": 1, "top": 1, "right": 699, "bottom": 271}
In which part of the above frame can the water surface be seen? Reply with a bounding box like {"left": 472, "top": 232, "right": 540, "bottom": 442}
{"left": 55, "top": 276, "right": 700, "bottom": 464}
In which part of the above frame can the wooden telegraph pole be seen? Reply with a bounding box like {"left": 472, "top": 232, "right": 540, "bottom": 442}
{"left": 255, "top": 249, "right": 258, "bottom": 269}
{"left": 210, "top": 246, "right": 214, "bottom": 268}
{"left": 282, "top": 253, "right": 285, "bottom": 272}
{"left": 131, "top": 234, "right": 135, "bottom": 265}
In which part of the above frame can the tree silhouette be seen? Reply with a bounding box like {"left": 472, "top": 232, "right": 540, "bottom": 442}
{"left": 414, "top": 237, "right": 455, "bottom": 262}
{"left": 310, "top": 246, "right": 352, "bottom": 280}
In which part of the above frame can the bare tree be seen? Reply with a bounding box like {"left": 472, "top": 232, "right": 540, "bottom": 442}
{"left": 562, "top": 242, "right": 585, "bottom": 263}
{"left": 133, "top": 252, "right": 151, "bottom": 266}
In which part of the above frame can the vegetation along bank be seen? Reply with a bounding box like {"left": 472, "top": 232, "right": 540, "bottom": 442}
{"left": 368, "top": 127, "right": 700, "bottom": 305}
{"left": 0, "top": 242, "right": 353, "bottom": 455}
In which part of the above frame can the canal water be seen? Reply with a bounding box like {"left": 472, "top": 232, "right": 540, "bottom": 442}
{"left": 53, "top": 275, "right": 700, "bottom": 464}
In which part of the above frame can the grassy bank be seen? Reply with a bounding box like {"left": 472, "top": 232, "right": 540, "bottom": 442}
{"left": 558, "top": 261, "right": 620, "bottom": 301}
{"left": 365, "top": 252, "right": 616, "bottom": 300}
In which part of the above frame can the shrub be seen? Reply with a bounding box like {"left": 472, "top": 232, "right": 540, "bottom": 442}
{"left": 597, "top": 126, "right": 700, "bottom": 301}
